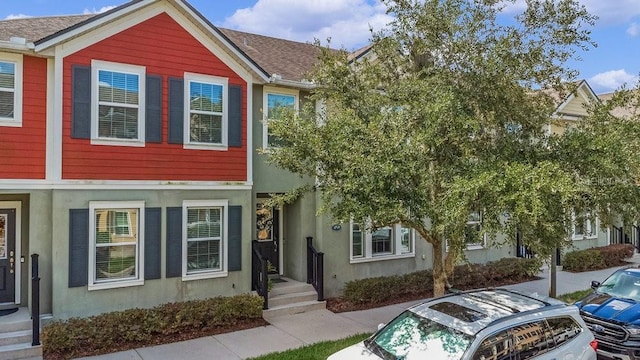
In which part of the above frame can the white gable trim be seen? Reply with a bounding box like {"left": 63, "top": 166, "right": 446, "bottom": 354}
{"left": 553, "top": 80, "right": 600, "bottom": 118}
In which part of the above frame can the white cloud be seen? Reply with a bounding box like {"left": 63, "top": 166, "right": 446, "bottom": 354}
{"left": 5, "top": 14, "right": 31, "bottom": 20}
{"left": 589, "top": 69, "right": 637, "bottom": 91}
{"left": 222, "top": 0, "right": 392, "bottom": 50}
{"left": 627, "top": 22, "right": 640, "bottom": 37}
{"left": 83, "top": 6, "right": 117, "bottom": 15}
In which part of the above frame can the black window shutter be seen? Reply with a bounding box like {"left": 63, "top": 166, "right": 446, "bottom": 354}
{"left": 71, "top": 65, "right": 91, "bottom": 139}
{"left": 228, "top": 205, "right": 242, "bottom": 271}
{"left": 168, "top": 78, "right": 184, "bottom": 144}
{"left": 145, "top": 208, "right": 161, "bottom": 280}
{"left": 69, "top": 209, "right": 89, "bottom": 287}
{"left": 146, "top": 75, "right": 163, "bottom": 143}
{"left": 228, "top": 85, "right": 242, "bottom": 147}
{"left": 166, "top": 207, "right": 182, "bottom": 278}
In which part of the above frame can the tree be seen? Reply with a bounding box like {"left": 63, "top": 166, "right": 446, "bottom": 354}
{"left": 266, "top": 0, "right": 640, "bottom": 296}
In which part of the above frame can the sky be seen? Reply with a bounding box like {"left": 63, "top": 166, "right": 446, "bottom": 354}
{"left": 0, "top": 0, "right": 639, "bottom": 94}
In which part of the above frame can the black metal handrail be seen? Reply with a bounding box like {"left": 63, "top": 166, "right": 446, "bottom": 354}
{"left": 31, "top": 253, "right": 40, "bottom": 346}
{"left": 306, "top": 237, "right": 324, "bottom": 301}
{"left": 251, "top": 241, "right": 269, "bottom": 310}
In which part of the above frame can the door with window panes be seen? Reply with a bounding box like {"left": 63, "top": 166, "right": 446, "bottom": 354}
{"left": 0, "top": 209, "right": 16, "bottom": 304}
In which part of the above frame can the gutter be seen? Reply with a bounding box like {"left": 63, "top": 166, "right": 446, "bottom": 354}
{"left": 0, "top": 37, "right": 35, "bottom": 52}
{"left": 269, "top": 74, "right": 316, "bottom": 90}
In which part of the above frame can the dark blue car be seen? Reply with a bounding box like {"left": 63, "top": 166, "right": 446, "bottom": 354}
{"left": 576, "top": 267, "right": 640, "bottom": 360}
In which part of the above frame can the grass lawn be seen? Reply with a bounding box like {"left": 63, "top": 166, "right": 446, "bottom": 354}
{"left": 247, "top": 333, "right": 371, "bottom": 360}
{"left": 557, "top": 289, "right": 592, "bottom": 304}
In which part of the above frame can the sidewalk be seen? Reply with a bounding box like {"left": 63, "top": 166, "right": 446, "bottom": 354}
{"left": 78, "top": 259, "right": 640, "bottom": 360}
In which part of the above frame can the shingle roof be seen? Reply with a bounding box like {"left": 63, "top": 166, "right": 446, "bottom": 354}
{"left": 0, "top": 10, "right": 328, "bottom": 83}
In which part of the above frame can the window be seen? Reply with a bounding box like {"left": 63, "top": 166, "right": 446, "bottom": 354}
{"left": 185, "top": 73, "right": 228, "bottom": 149}
{"left": 572, "top": 211, "right": 597, "bottom": 240}
{"left": 0, "top": 54, "right": 22, "bottom": 127}
{"left": 465, "top": 210, "right": 486, "bottom": 249}
{"left": 350, "top": 222, "right": 414, "bottom": 262}
{"left": 263, "top": 86, "right": 298, "bottom": 148}
{"left": 92, "top": 60, "right": 145, "bottom": 145}
{"left": 182, "top": 200, "right": 228, "bottom": 280}
{"left": 89, "top": 201, "right": 145, "bottom": 290}
{"left": 473, "top": 329, "right": 513, "bottom": 360}
{"left": 546, "top": 317, "right": 582, "bottom": 347}
{"left": 511, "top": 320, "right": 552, "bottom": 359}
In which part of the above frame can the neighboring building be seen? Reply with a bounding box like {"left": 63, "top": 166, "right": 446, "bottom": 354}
{"left": 0, "top": 0, "right": 612, "bottom": 328}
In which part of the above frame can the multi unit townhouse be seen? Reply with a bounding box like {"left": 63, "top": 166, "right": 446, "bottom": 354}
{"left": 0, "top": 1, "right": 613, "bottom": 345}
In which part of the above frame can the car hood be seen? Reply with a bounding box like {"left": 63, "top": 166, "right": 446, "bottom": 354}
{"left": 327, "top": 341, "right": 381, "bottom": 360}
{"left": 577, "top": 292, "right": 640, "bottom": 325}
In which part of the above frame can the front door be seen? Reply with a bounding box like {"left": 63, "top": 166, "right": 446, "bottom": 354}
{"left": 0, "top": 209, "right": 15, "bottom": 304}
{"left": 256, "top": 202, "right": 280, "bottom": 274}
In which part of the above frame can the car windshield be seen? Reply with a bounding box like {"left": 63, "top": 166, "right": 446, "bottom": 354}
{"left": 598, "top": 270, "right": 640, "bottom": 302}
{"left": 367, "top": 310, "right": 473, "bottom": 360}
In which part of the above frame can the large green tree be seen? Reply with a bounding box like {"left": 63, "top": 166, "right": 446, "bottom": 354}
{"left": 266, "top": 0, "right": 640, "bottom": 296}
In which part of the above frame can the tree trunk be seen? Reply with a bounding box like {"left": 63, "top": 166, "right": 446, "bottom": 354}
{"left": 432, "top": 239, "right": 447, "bottom": 297}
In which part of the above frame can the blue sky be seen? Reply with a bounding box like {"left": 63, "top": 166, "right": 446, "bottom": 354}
{"left": 1, "top": 0, "right": 639, "bottom": 94}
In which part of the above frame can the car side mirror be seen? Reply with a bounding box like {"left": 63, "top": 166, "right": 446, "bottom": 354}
{"left": 378, "top": 323, "right": 385, "bottom": 331}
{"left": 591, "top": 281, "right": 601, "bottom": 289}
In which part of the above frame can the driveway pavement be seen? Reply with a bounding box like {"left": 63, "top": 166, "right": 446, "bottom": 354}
{"left": 77, "top": 257, "right": 640, "bottom": 360}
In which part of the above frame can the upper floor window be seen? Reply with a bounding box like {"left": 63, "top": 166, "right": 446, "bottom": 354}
{"left": 0, "top": 54, "right": 22, "bottom": 127}
{"left": 263, "top": 86, "right": 298, "bottom": 148}
{"left": 350, "top": 221, "right": 414, "bottom": 262}
{"left": 184, "top": 73, "right": 228, "bottom": 149}
{"left": 88, "top": 201, "right": 145, "bottom": 290}
{"left": 92, "top": 60, "right": 145, "bottom": 146}
{"left": 465, "top": 210, "right": 486, "bottom": 249}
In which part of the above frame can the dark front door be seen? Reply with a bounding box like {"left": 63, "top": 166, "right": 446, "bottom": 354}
{"left": 0, "top": 209, "right": 16, "bottom": 304}
{"left": 256, "top": 203, "right": 280, "bottom": 274}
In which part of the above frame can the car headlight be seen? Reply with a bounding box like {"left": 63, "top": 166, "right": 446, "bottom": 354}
{"left": 625, "top": 326, "right": 640, "bottom": 337}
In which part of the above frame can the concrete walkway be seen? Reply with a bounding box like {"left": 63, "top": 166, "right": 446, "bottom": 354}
{"left": 77, "top": 259, "right": 640, "bottom": 360}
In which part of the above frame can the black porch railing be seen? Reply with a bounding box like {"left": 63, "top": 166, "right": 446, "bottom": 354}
{"left": 31, "top": 253, "right": 40, "bottom": 346}
{"left": 306, "top": 237, "right": 324, "bottom": 301}
{"left": 251, "top": 241, "right": 269, "bottom": 310}
{"left": 516, "top": 232, "right": 534, "bottom": 259}
{"left": 611, "top": 225, "right": 640, "bottom": 251}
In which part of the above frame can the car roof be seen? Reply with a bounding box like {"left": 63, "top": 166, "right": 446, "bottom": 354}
{"left": 408, "top": 288, "right": 566, "bottom": 336}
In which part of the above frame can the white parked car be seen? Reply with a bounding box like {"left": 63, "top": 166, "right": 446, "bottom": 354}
{"left": 328, "top": 288, "right": 598, "bottom": 360}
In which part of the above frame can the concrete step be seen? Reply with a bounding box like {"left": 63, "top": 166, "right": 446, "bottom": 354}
{"left": 269, "top": 281, "right": 315, "bottom": 297}
{"left": 0, "top": 329, "right": 32, "bottom": 346}
{"left": 0, "top": 342, "right": 42, "bottom": 360}
{"left": 263, "top": 300, "right": 327, "bottom": 320}
{"left": 269, "top": 290, "right": 319, "bottom": 308}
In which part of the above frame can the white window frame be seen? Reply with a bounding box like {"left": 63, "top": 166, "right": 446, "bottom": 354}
{"left": 88, "top": 200, "right": 145, "bottom": 291}
{"left": 263, "top": 86, "right": 298, "bottom": 149}
{"left": 91, "top": 60, "right": 146, "bottom": 147}
{"left": 184, "top": 73, "right": 228, "bottom": 151}
{"left": 0, "top": 53, "right": 23, "bottom": 127}
{"left": 349, "top": 221, "right": 415, "bottom": 263}
{"left": 182, "top": 200, "right": 229, "bottom": 281}
{"left": 465, "top": 210, "right": 487, "bottom": 250}
{"left": 572, "top": 211, "right": 598, "bottom": 240}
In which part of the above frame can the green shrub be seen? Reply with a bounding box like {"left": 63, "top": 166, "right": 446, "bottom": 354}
{"left": 42, "top": 294, "right": 263, "bottom": 359}
{"left": 563, "top": 244, "right": 634, "bottom": 272}
{"left": 342, "top": 257, "right": 540, "bottom": 306}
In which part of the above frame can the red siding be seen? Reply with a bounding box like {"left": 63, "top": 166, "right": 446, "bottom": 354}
{"left": 0, "top": 55, "right": 47, "bottom": 179}
{"left": 62, "top": 13, "right": 247, "bottom": 181}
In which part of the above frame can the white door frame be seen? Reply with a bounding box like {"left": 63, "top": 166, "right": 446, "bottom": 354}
{"left": 0, "top": 201, "right": 21, "bottom": 305}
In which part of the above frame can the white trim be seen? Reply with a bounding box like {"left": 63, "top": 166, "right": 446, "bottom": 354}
{"left": 91, "top": 60, "right": 146, "bottom": 146}
{"left": 183, "top": 73, "right": 228, "bottom": 150}
{"left": 51, "top": 50, "right": 64, "bottom": 181}
{"left": 247, "top": 83, "right": 253, "bottom": 184}
{"left": 0, "top": 53, "right": 23, "bottom": 127}
{"left": 181, "top": 199, "right": 229, "bottom": 281}
{"left": 262, "top": 86, "right": 299, "bottom": 149}
{"left": 0, "top": 179, "right": 253, "bottom": 190}
{"left": 0, "top": 201, "right": 22, "bottom": 304}
{"left": 88, "top": 200, "right": 145, "bottom": 291}
{"left": 571, "top": 212, "right": 598, "bottom": 241}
